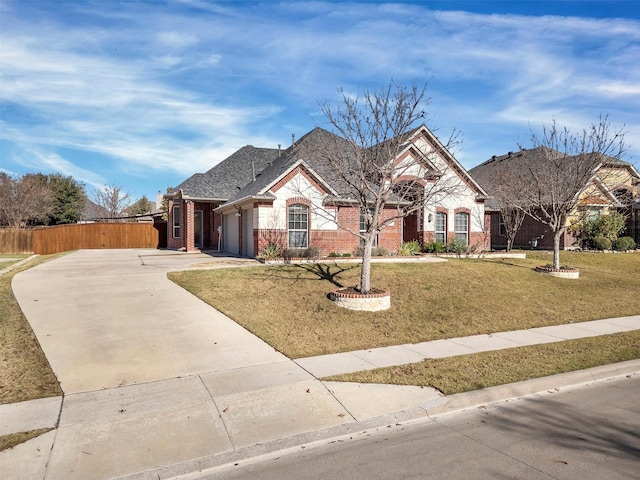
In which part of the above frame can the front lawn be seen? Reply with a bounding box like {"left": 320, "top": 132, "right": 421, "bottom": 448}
{"left": 326, "top": 331, "right": 640, "bottom": 394}
{"left": 0, "top": 255, "right": 63, "bottom": 405}
{"left": 168, "top": 251, "right": 640, "bottom": 358}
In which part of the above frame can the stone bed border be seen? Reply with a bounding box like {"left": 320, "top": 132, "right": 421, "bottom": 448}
{"left": 329, "top": 288, "right": 391, "bottom": 311}
{"left": 534, "top": 265, "right": 580, "bottom": 279}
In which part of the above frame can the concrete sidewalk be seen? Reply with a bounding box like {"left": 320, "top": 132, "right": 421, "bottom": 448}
{"left": 1, "top": 249, "right": 639, "bottom": 480}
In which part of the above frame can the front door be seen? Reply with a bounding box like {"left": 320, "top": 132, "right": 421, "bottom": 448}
{"left": 194, "top": 210, "right": 203, "bottom": 248}
{"left": 403, "top": 212, "right": 419, "bottom": 243}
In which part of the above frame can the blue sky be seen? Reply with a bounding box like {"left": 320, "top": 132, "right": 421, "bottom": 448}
{"left": 1, "top": 1, "right": 639, "bottom": 202}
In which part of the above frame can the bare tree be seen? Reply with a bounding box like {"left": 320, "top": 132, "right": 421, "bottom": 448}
{"left": 92, "top": 185, "right": 132, "bottom": 221}
{"left": 500, "top": 206, "right": 526, "bottom": 252}
{"left": 501, "top": 116, "right": 627, "bottom": 268}
{"left": 0, "top": 173, "right": 54, "bottom": 228}
{"left": 481, "top": 163, "right": 529, "bottom": 252}
{"left": 316, "top": 81, "right": 461, "bottom": 293}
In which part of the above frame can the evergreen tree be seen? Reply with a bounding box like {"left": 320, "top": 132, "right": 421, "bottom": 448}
{"left": 46, "top": 174, "right": 87, "bottom": 224}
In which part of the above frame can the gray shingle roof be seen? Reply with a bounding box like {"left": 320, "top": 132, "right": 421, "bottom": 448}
{"left": 170, "top": 125, "right": 465, "bottom": 207}
{"left": 469, "top": 147, "right": 637, "bottom": 210}
{"left": 170, "top": 146, "right": 280, "bottom": 200}
{"left": 224, "top": 127, "right": 358, "bottom": 205}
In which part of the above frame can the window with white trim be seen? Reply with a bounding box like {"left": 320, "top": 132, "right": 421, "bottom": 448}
{"left": 454, "top": 212, "right": 469, "bottom": 244}
{"left": 435, "top": 212, "right": 446, "bottom": 243}
{"left": 172, "top": 202, "right": 180, "bottom": 238}
{"left": 288, "top": 204, "right": 308, "bottom": 248}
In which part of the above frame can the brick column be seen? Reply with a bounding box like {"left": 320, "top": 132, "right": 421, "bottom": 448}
{"left": 185, "top": 200, "right": 195, "bottom": 252}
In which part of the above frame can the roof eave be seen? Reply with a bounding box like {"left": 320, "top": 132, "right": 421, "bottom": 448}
{"left": 215, "top": 194, "right": 276, "bottom": 213}
{"left": 163, "top": 190, "right": 227, "bottom": 203}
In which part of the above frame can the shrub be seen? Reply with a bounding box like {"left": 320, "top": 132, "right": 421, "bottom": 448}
{"left": 304, "top": 246, "right": 320, "bottom": 258}
{"left": 399, "top": 241, "right": 421, "bottom": 256}
{"left": 613, "top": 236, "right": 636, "bottom": 252}
{"left": 423, "top": 241, "right": 445, "bottom": 254}
{"left": 327, "top": 252, "right": 340, "bottom": 257}
{"left": 446, "top": 238, "right": 468, "bottom": 255}
{"left": 577, "top": 211, "right": 627, "bottom": 247}
{"left": 354, "top": 246, "right": 388, "bottom": 257}
{"left": 282, "top": 248, "right": 304, "bottom": 259}
{"left": 259, "top": 243, "right": 282, "bottom": 259}
{"left": 341, "top": 252, "right": 352, "bottom": 257}
{"left": 590, "top": 236, "right": 611, "bottom": 251}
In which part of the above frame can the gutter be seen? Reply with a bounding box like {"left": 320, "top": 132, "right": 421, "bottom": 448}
{"left": 163, "top": 190, "right": 228, "bottom": 203}
{"left": 214, "top": 194, "right": 277, "bottom": 213}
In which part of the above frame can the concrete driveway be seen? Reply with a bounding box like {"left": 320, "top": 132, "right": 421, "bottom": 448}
{"left": 12, "top": 249, "right": 283, "bottom": 393}
{"left": 7, "top": 249, "right": 440, "bottom": 479}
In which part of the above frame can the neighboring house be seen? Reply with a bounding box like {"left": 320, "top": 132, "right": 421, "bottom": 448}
{"left": 165, "top": 126, "right": 489, "bottom": 256}
{"left": 470, "top": 147, "right": 640, "bottom": 249}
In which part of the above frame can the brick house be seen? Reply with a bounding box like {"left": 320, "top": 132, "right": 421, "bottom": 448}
{"left": 165, "top": 125, "right": 489, "bottom": 256}
{"left": 470, "top": 148, "right": 640, "bottom": 249}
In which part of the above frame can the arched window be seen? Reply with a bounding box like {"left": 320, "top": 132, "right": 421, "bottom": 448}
{"left": 454, "top": 212, "right": 469, "bottom": 245}
{"left": 288, "top": 204, "right": 308, "bottom": 248}
{"left": 435, "top": 212, "right": 447, "bottom": 243}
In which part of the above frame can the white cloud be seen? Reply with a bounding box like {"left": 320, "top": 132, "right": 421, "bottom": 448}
{"left": 0, "top": 29, "right": 283, "bottom": 177}
{"left": 0, "top": 0, "right": 638, "bottom": 195}
{"left": 596, "top": 82, "right": 640, "bottom": 97}
{"left": 156, "top": 31, "right": 198, "bottom": 49}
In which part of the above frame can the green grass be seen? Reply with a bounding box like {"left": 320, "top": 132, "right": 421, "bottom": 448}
{"left": 325, "top": 331, "right": 640, "bottom": 394}
{"left": 168, "top": 251, "right": 640, "bottom": 358}
{"left": 0, "top": 255, "right": 63, "bottom": 405}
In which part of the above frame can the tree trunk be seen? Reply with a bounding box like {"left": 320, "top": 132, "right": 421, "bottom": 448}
{"left": 553, "top": 229, "right": 563, "bottom": 269}
{"left": 359, "top": 237, "right": 374, "bottom": 293}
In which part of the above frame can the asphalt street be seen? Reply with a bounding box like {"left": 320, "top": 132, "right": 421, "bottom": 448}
{"left": 203, "top": 374, "right": 640, "bottom": 480}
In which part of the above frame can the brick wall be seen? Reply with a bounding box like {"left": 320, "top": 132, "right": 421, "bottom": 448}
{"left": 167, "top": 200, "right": 184, "bottom": 250}
{"left": 254, "top": 205, "right": 404, "bottom": 256}
{"left": 167, "top": 199, "right": 221, "bottom": 251}
{"left": 489, "top": 212, "right": 578, "bottom": 250}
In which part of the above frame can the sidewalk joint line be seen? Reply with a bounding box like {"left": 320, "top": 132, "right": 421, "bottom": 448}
{"left": 197, "top": 374, "right": 236, "bottom": 452}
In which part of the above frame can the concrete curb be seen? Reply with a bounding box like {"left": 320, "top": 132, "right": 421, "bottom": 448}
{"left": 116, "top": 360, "right": 640, "bottom": 480}
{"left": 419, "top": 359, "right": 640, "bottom": 417}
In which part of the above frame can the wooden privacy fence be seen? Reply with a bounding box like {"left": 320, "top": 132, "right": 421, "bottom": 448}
{"left": 0, "top": 228, "right": 34, "bottom": 254}
{"left": 1, "top": 223, "right": 165, "bottom": 254}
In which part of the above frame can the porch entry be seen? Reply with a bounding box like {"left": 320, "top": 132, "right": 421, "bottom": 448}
{"left": 194, "top": 210, "right": 203, "bottom": 248}
{"left": 403, "top": 212, "right": 419, "bottom": 243}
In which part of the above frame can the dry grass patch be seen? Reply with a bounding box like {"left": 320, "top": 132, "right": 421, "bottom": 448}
{"left": 0, "top": 428, "right": 53, "bottom": 452}
{"left": 325, "top": 331, "right": 640, "bottom": 394}
{"left": 168, "top": 252, "right": 640, "bottom": 358}
{"left": 0, "top": 255, "right": 63, "bottom": 404}
{"left": 0, "top": 254, "right": 30, "bottom": 269}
